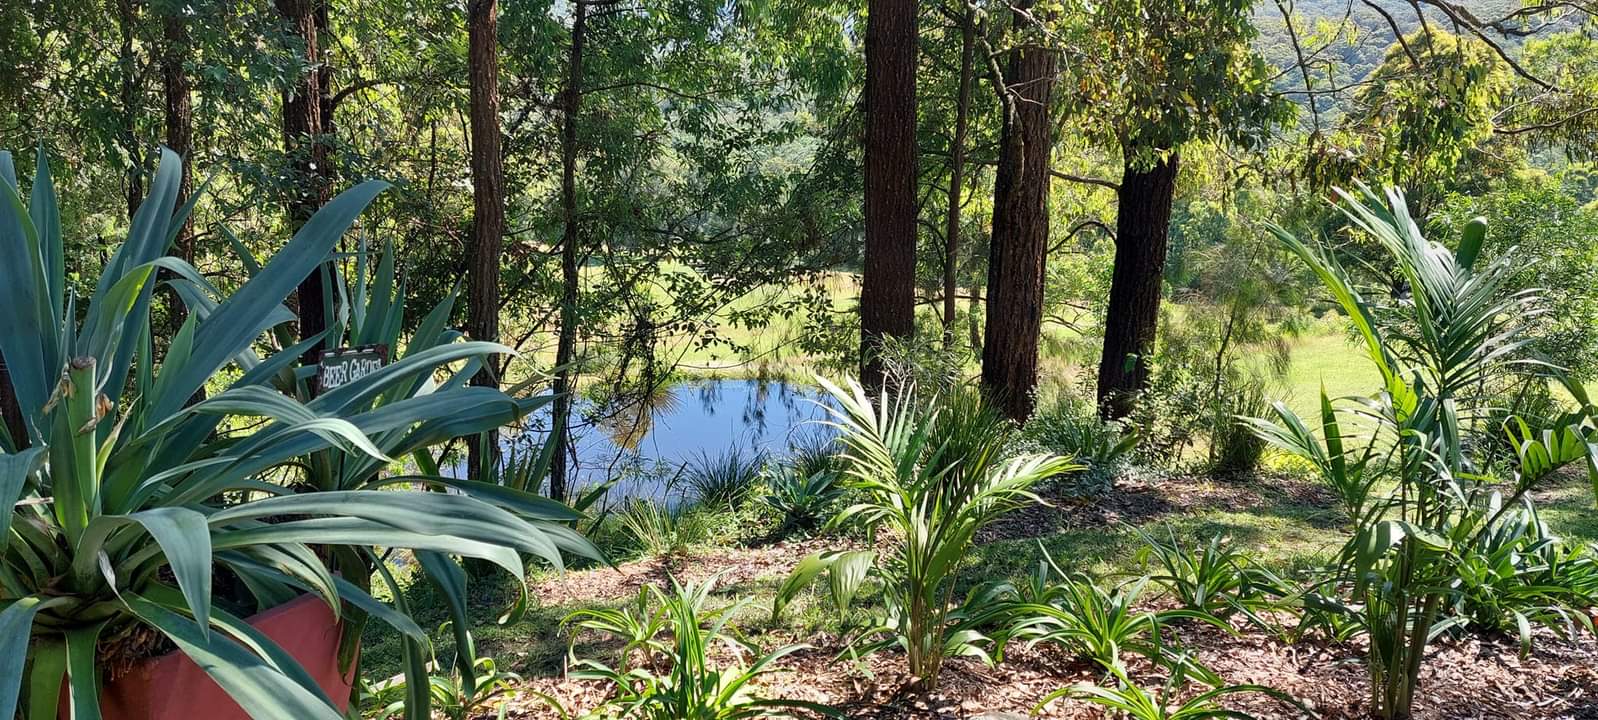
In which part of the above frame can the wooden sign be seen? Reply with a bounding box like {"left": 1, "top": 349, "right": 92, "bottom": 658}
{"left": 315, "top": 344, "right": 388, "bottom": 394}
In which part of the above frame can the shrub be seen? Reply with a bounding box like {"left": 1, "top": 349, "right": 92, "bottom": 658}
{"left": 686, "top": 447, "right": 766, "bottom": 509}
{"left": 1243, "top": 185, "right": 1598, "bottom": 719}
{"left": 566, "top": 576, "right": 837, "bottom": 719}
{"left": 1450, "top": 499, "right": 1597, "bottom": 650}
{"left": 363, "top": 624, "right": 521, "bottom": 720}
{"left": 617, "top": 499, "right": 710, "bottom": 559}
{"left": 772, "top": 378, "right": 1077, "bottom": 690}
{"left": 0, "top": 149, "right": 595, "bottom": 719}
{"left": 1025, "top": 392, "right": 1136, "bottom": 490}
{"left": 763, "top": 465, "right": 845, "bottom": 536}
{"left": 996, "top": 548, "right": 1227, "bottom": 678}
{"left": 1133, "top": 525, "right": 1286, "bottom": 625}
{"left": 785, "top": 430, "right": 843, "bottom": 480}
{"left": 1206, "top": 378, "right": 1272, "bottom": 475}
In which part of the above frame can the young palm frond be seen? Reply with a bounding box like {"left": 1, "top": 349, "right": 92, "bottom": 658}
{"left": 772, "top": 377, "right": 1078, "bottom": 691}
{"left": 1248, "top": 185, "right": 1598, "bottom": 720}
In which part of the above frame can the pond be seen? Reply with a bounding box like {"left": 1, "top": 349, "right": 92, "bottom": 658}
{"left": 501, "top": 379, "right": 836, "bottom": 505}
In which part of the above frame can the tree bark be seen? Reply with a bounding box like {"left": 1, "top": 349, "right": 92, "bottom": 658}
{"left": 1096, "top": 151, "right": 1180, "bottom": 420}
{"left": 276, "top": 0, "right": 334, "bottom": 364}
{"left": 941, "top": 8, "right": 975, "bottom": 349}
{"left": 549, "top": 0, "right": 588, "bottom": 503}
{"left": 117, "top": 0, "right": 143, "bottom": 220}
{"left": 981, "top": 27, "right": 1056, "bottom": 422}
{"left": 859, "top": 0, "right": 918, "bottom": 390}
{"left": 162, "top": 6, "right": 194, "bottom": 334}
{"left": 465, "top": 0, "right": 505, "bottom": 483}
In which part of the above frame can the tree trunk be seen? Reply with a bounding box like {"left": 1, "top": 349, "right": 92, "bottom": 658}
{"left": 981, "top": 29, "right": 1056, "bottom": 422}
{"left": 967, "top": 280, "right": 982, "bottom": 353}
{"left": 162, "top": 6, "right": 194, "bottom": 334}
{"left": 276, "top": 0, "right": 334, "bottom": 364}
{"left": 465, "top": 0, "right": 505, "bottom": 483}
{"left": 549, "top": 0, "right": 588, "bottom": 503}
{"left": 1096, "top": 152, "right": 1180, "bottom": 420}
{"left": 315, "top": 1, "right": 333, "bottom": 140}
{"left": 117, "top": 0, "right": 143, "bottom": 220}
{"left": 941, "top": 8, "right": 975, "bottom": 349}
{"left": 859, "top": 0, "right": 918, "bottom": 391}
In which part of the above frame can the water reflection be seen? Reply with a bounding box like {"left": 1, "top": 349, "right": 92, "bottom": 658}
{"left": 502, "top": 379, "right": 834, "bottom": 504}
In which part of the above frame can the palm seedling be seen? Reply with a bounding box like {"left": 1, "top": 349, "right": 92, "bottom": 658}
{"left": 1041, "top": 663, "right": 1297, "bottom": 720}
{"left": 771, "top": 378, "right": 1078, "bottom": 691}
{"left": 567, "top": 576, "right": 838, "bottom": 719}
{"left": 1242, "top": 184, "right": 1598, "bottom": 719}
{"left": 1133, "top": 525, "right": 1287, "bottom": 627}
{"left": 997, "top": 546, "right": 1228, "bottom": 681}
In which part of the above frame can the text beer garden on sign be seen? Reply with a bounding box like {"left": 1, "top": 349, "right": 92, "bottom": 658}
{"left": 316, "top": 344, "right": 388, "bottom": 394}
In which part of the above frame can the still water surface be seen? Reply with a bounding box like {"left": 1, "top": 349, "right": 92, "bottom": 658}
{"left": 503, "top": 379, "right": 834, "bottom": 504}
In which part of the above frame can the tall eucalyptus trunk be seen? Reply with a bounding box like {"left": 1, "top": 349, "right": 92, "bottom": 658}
{"left": 941, "top": 8, "right": 975, "bottom": 349}
{"left": 1096, "top": 151, "right": 1180, "bottom": 420}
{"left": 116, "top": 0, "right": 143, "bottom": 220}
{"left": 859, "top": 0, "right": 918, "bottom": 391}
{"left": 275, "top": 0, "right": 334, "bottom": 363}
{"left": 981, "top": 6, "right": 1056, "bottom": 422}
{"left": 549, "top": 0, "right": 589, "bottom": 503}
{"left": 465, "top": 0, "right": 505, "bottom": 483}
{"left": 161, "top": 5, "right": 194, "bottom": 336}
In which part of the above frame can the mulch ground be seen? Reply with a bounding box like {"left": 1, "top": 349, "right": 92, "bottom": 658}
{"left": 483, "top": 474, "right": 1598, "bottom": 720}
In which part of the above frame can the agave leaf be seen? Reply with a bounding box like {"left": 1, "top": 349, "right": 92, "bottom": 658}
{"left": 0, "top": 447, "right": 45, "bottom": 541}
{"left": 371, "top": 559, "right": 433, "bottom": 720}
{"left": 63, "top": 621, "right": 108, "bottom": 720}
{"left": 79, "top": 263, "right": 157, "bottom": 372}
{"left": 0, "top": 153, "right": 52, "bottom": 437}
{"left": 155, "top": 180, "right": 388, "bottom": 419}
{"left": 95, "top": 150, "right": 184, "bottom": 405}
{"left": 211, "top": 517, "right": 525, "bottom": 579}
{"left": 24, "top": 637, "right": 66, "bottom": 720}
{"left": 373, "top": 474, "right": 581, "bottom": 521}
{"left": 219, "top": 543, "right": 341, "bottom": 617}
{"left": 0, "top": 596, "right": 69, "bottom": 720}
{"left": 210, "top": 491, "right": 560, "bottom": 567}
{"left": 76, "top": 507, "right": 213, "bottom": 638}
{"left": 418, "top": 551, "right": 478, "bottom": 693}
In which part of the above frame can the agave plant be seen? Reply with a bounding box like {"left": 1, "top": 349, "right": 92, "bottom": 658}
{"left": 0, "top": 149, "right": 595, "bottom": 720}
{"left": 762, "top": 464, "right": 844, "bottom": 536}
{"left": 772, "top": 378, "right": 1077, "bottom": 691}
{"left": 1243, "top": 185, "right": 1598, "bottom": 720}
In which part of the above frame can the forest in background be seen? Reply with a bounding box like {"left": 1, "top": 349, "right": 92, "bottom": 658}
{"left": 8, "top": 1, "right": 1598, "bottom": 719}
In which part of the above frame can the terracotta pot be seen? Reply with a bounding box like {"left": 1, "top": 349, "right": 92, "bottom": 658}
{"left": 64, "top": 594, "right": 356, "bottom": 720}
